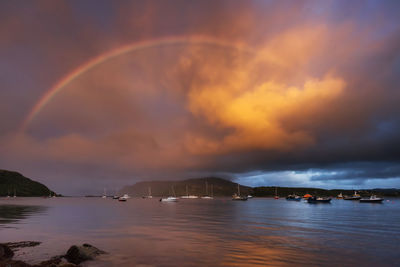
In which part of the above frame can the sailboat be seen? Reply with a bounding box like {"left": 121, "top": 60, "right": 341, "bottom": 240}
{"left": 201, "top": 181, "right": 213, "bottom": 199}
{"left": 232, "top": 183, "right": 248, "bottom": 201}
{"left": 160, "top": 186, "right": 178, "bottom": 202}
{"left": 274, "top": 187, "right": 279, "bottom": 199}
{"left": 102, "top": 188, "right": 107, "bottom": 198}
{"left": 181, "top": 185, "right": 199, "bottom": 199}
{"left": 142, "top": 187, "right": 153, "bottom": 199}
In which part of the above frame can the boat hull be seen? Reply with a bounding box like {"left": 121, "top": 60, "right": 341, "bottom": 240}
{"left": 360, "top": 198, "right": 384, "bottom": 203}
{"left": 343, "top": 197, "right": 361, "bottom": 200}
{"left": 307, "top": 197, "right": 332, "bottom": 203}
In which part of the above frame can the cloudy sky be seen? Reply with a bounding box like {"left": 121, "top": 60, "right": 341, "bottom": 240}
{"left": 1, "top": 0, "right": 400, "bottom": 195}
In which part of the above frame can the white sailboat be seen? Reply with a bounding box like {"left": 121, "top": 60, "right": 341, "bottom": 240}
{"left": 142, "top": 187, "right": 153, "bottom": 199}
{"left": 232, "top": 183, "right": 247, "bottom": 201}
{"left": 201, "top": 181, "right": 213, "bottom": 199}
{"left": 102, "top": 188, "right": 107, "bottom": 198}
{"left": 160, "top": 186, "right": 178, "bottom": 202}
{"left": 181, "top": 185, "right": 199, "bottom": 199}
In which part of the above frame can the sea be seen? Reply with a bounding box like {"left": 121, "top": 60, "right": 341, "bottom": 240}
{"left": 0, "top": 197, "right": 399, "bottom": 266}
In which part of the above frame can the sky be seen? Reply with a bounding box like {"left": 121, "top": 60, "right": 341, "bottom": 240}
{"left": 1, "top": 0, "right": 400, "bottom": 195}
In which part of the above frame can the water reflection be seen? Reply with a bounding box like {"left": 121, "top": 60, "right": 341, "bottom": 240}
{"left": 0, "top": 198, "right": 399, "bottom": 266}
{"left": 0, "top": 204, "right": 47, "bottom": 228}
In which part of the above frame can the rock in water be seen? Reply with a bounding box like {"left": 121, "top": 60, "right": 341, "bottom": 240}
{"left": 65, "top": 244, "right": 105, "bottom": 264}
{"left": 0, "top": 244, "right": 14, "bottom": 260}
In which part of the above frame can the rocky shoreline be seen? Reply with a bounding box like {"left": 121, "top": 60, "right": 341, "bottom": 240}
{"left": 0, "top": 242, "right": 105, "bottom": 267}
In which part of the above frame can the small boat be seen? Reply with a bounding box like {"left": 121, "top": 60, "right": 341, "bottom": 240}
{"left": 160, "top": 186, "right": 178, "bottom": 202}
{"left": 274, "top": 187, "right": 279, "bottom": 199}
{"left": 201, "top": 181, "right": 213, "bottom": 199}
{"left": 232, "top": 184, "right": 248, "bottom": 201}
{"left": 142, "top": 187, "right": 153, "bottom": 199}
{"left": 344, "top": 191, "right": 361, "bottom": 200}
{"left": 181, "top": 185, "right": 199, "bottom": 199}
{"left": 360, "top": 195, "right": 384, "bottom": 203}
{"left": 102, "top": 188, "right": 107, "bottom": 199}
{"left": 160, "top": 196, "right": 178, "bottom": 202}
{"left": 118, "top": 194, "right": 129, "bottom": 201}
{"left": 307, "top": 196, "right": 332, "bottom": 203}
{"left": 336, "top": 192, "right": 344, "bottom": 199}
{"left": 247, "top": 195, "right": 253, "bottom": 199}
{"left": 112, "top": 188, "right": 120, "bottom": 199}
{"left": 303, "top": 193, "right": 312, "bottom": 199}
{"left": 286, "top": 194, "right": 302, "bottom": 201}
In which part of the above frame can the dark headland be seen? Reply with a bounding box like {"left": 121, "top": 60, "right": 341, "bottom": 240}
{"left": 0, "top": 169, "right": 56, "bottom": 197}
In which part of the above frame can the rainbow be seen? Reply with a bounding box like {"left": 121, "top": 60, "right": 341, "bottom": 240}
{"left": 20, "top": 36, "right": 249, "bottom": 132}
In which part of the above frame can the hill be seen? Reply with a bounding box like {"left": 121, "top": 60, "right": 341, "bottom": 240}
{"left": 253, "top": 186, "right": 400, "bottom": 197}
{"left": 120, "top": 177, "right": 400, "bottom": 198}
{"left": 120, "top": 177, "right": 253, "bottom": 197}
{"left": 0, "top": 169, "right": 56, "bottom": 197}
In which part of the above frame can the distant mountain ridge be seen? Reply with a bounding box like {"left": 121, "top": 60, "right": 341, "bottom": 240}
{"left": 0, "top": 169, "right": 55, "bottom": 197}
{"left": 121, "top": 177, "right": 400, "bottom": 197}
{"left": 120, "top": 177, "right": 252, "bottom": 197}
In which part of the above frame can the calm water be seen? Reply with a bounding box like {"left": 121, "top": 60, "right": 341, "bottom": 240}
{"left": 0, "top": 197, "right": 399, "bottom": 266}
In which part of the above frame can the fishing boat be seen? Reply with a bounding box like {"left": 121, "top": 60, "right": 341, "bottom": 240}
{"left": 344, "top": 191, "right": 361, "bottom": 200}
{"left": 286, "top": 194, "right": 302, "bottom": 201}
{"left": 142, "top": 187, "right": 153, "bottom": 199}
{"left": 232, "top": 184, "right": 248, "bottom": 201}
{"left": 160, "top": 186, "right": 178, "bottom": 202}
{"left": 336, "top": 192, "right": 344, "bottom": 199}
{"left": 118, "top": 194, "right": 129, "bottom": 202}
{"left": 102, "top": 188, "right": 107, "bottom": 199}
{"left": 307, "top": 196, "right": 332, "bottom": 203}
{"left": 274, "top": 187, "right": 279, "bottom": 199}
{"left": 201, "top": 181, "right": 213, "bottom": 199}
{"left": 303, "top": 193, "right": 312, "bottom": 199}
{"left": 360, "top": 195, "right": 384, "bottom": 203}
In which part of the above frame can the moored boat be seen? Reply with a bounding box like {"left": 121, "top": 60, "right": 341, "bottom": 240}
{"left": 360, "top": 195, "right": 384, "bottom": 203}
{"left": 118, "top": 194, "right": 129, "bottom": 202}
{"left": 160, "top": 196, "right": 178, "bottom": 202}
{"left": 344, "top": 191, "right": 361, "bottom": 200}
{"left": 142, "top": 187, "right": 153, "bottom": 199}
{"left": 232, "top": 184, "right": 248, "bottom": 201}
{"left": 286, "top": 194, "right": 302, "bottom": 201}
{"left": 274, "top": 187, "right": 279, "bottom": 199}
{"left": 337, "top": 192, "right": 344, "bottom": 199}
{"left": 307, "top": 196, "right": 332, "bottom": 203}
{"left": 201, "top": 181, "right": 213, "bottom": 199}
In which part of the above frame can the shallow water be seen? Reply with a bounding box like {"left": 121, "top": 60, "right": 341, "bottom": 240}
{"left": 0, "top": 197, "right": 399, "bottom": 266}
